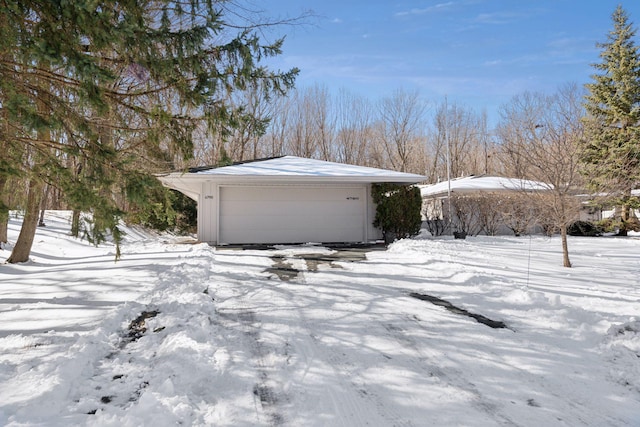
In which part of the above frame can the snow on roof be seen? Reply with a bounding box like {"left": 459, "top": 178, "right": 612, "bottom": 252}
{"left": 158, "top": 156, "right": 425, "bottom": 199}
{"left": 419, "top": 175, "right": 551, "bottom": 198}
{"left": 191, "top": 156, "right": 425, "bottom": 180}
{"left": 159, "top": 156, "right": 425, "bottom": 187}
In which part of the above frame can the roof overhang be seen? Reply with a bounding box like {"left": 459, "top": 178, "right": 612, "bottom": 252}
{"left": 157, "top": 156, "right": 426, "bottom": 200}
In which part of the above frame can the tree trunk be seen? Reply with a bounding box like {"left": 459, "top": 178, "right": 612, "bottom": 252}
{"left": 38, "top": 184, "right": 50, "bottom": 227}
{"left": 71, "top": 209, "right": 81, "bottom": 237}
{"left": 560, "top": 224, "right": 571, "bottom": 268}
{"left": 0, "top": 216, "right": 7, "bottom": 245}
{"left": 0, "top": 220, "right": 6, "bottom": 245}
{"left": 0, "top": 176, "right": 8, "bottom": 244}
{"left": 6, "top": 178, "right": 44, "bottom": 263}
{"left": 618, "top": 204, "right": 630, "bottom": 236}
{"left": 8, "top": 60, "right": 50, "bottom": 262}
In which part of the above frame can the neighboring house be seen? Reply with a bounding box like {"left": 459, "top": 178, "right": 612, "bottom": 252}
{"left": 420, "top": 175, "right": 550, "bottom": 216}
{"left": 419, "top": 175, "right": 551, "bottom": 235}
{"left": 158, "top": 156, "right": 425, "bottom": 245}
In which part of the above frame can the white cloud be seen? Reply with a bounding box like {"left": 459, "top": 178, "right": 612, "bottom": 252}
{"left": 474, "top": 12, "right": 522, "bottom": 25}
{"left": 483, "top": 59, "right": 503, "bottom": 66}
{"left": 395, "top": 2, "right": 455, "bottom": 17}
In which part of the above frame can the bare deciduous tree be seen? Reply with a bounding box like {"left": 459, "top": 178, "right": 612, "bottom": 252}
{"left": 476, "top": 194, "right": 504, "bottom": 236}
{"left": 227, "top": 86, "right": 273, "bottom": 161}
{"left": 499, "top": 193, "right": 537, "bottom": 237}
{"left": 377, "top": 89, "right": 426, "bottom": 172}
{"left": 309, "top": 85, "right": 336, "bottom": 161}
{"left": 288, "top": 87, "right": 320, "bottom": 158}
{"left": 263, "top": 95, "right": 292, "bottom": 158}
{"left": 334, "top": 89, "right": 373, "bottom": 166}
{"left": 496, "top": 85, "right": 585, "bottom": 267}
{"left": 430, "top": 101, "right": 491, "bottom": 181}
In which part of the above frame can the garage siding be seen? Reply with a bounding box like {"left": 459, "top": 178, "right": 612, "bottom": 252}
{"left": 198, "top": 181, "right": 217, "bottom": 244}
{"left": 218, "top": 185, "right": 367, "bottom": 244}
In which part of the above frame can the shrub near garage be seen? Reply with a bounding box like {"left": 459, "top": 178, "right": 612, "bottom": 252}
{"left": 372, "top": 183, "right": 422, "bottom": 243}
{"left": 127, "top": 187, "right": 197, "bottom": 235}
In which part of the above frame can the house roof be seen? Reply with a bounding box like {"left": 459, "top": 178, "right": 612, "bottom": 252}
{"left": 419, "top": 175, "right": 551, "bottom": 198}
{"left": 158, "top": 156, "right": 426, "bottom": 200}
{"left": 189, "top": 156, "right": 425, "bottom": 180}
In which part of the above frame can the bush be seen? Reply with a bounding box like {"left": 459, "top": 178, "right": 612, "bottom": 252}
{"left": 171, "top": 190, "right": 197, "bottom": 234}
{"left": 424, "top": 218, "right": 447, "bottom": 237}
{"left": 449, "top": 195, "right": 482, "bottom": 236}
{"left": 567, "top": 220, "right": 602, "bottom": 236}
{"left": 126, "top": 186, "right": 197, "bottom": 235}
{"left": 372, "top": 183, "right": 422, "bottom": 243}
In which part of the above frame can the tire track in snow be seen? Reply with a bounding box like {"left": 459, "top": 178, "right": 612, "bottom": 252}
{"left": 264, "top": 254, "right": 419, "bottom": 427}
{"left": 215, "top": 252, "right": 413, "bottom": 426}
{"left": 381, "top": 317, "right": 522, "bottom": 427}
{"left": 304, "top": 330, "right": 417, "bottom": 427}
{"left": 216, "top": 305, "right": 289, "bottom": 426}
{"left": 391, "top": 312, "right": 630, "bottom": 427}
{"left": 265, "top": 250, "right": 525, "bottom": 426}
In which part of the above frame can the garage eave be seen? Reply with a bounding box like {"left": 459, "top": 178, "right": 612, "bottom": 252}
{"left": 156, "top": 174, "right": 200, "bottom": 201}
{"left": 158, "top": 172, "right": 424, "bottom": 186}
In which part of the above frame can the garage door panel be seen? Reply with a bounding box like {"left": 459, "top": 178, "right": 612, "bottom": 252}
{"left": 219, "top": 186, "right": 366, "bottom": 244}
{"left": 222, "top": 187, "right": 357, "bottom": 202}
{"left": 221, "top": 198, "right": 363, "bottom": 211}
{"left": 222, "top": 201, "right": 361, "bottom": 217}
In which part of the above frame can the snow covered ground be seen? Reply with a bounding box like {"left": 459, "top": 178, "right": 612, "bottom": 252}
{"left": 1, "top": 211, "right": 639, "bottom": 426}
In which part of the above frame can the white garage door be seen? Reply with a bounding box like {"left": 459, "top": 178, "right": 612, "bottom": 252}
{"left": 219, "top": 185, "right": 366, "bottom": 244}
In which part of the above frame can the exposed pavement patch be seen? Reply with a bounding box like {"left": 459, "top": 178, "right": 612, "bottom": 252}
{"left": 409, "top": 292, "right": 512, "bottom": 330}
{"left": 299, "top": 249, "right": 369, "bottom": 271}
{"left": 267, "top": 256, "right": 299, "bottom": 281}
{"left": 266, "top": 248, "right": 372, "bottom": 280}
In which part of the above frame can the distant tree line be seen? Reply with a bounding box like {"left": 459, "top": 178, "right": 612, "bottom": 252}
{"left": 187, "top": 85, "right": 497, "bottom": 181}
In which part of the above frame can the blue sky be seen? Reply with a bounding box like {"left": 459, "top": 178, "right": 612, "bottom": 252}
{"left": 264, "top": 0, "right": 640, "bottom": 126}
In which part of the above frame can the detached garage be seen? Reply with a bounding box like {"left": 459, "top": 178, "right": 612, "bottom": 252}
{"left": 158, "top": 156, "right": 425, "bottom": 245}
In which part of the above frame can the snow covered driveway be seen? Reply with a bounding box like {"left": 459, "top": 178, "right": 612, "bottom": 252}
{"left": 1, "top": 213, "right": 639, "bottom": 426}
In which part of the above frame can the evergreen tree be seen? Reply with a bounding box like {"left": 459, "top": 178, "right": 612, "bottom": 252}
{"left": 371, "top": 183, "right": 422, "bottom": 243}
{"left": 0, "top": 1, "right": 298, "bottom": 262}
{"left": 582, "top": 5, "right": 640, "bottom": 235}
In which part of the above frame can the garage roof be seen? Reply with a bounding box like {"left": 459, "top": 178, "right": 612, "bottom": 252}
{"left": 191, "top": 156, "right": 424, "bottom": 180}
{"left": 159, "top": 156, "right": 426, "bottom": 199}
